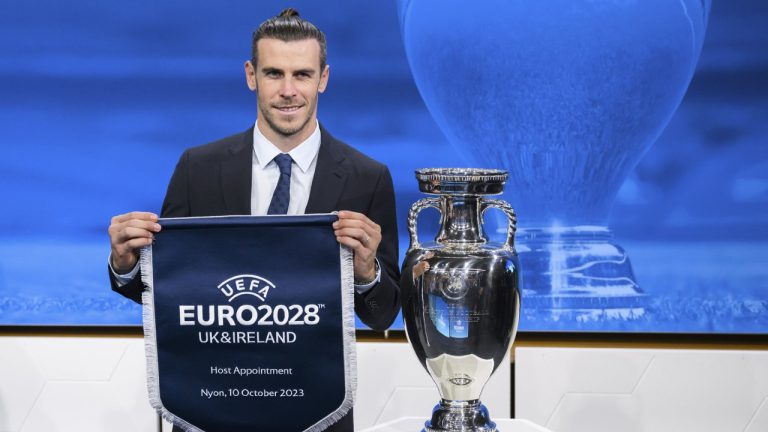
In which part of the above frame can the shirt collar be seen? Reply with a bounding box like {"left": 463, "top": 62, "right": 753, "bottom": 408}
{"left": 252, "top": 120, "right": 321, "bottom": 174}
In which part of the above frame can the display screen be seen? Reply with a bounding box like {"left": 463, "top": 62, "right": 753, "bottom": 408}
{"left": 1, "top": 1, "right": 765, "bottom": 333}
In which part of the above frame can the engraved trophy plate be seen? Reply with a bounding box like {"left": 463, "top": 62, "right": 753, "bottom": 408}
{"left": 401, "top": 168, "right": 521, "bottom": 432}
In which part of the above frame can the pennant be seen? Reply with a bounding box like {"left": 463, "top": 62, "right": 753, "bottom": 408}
{"left": 139, "top": 214, "right": 355, "bottom": 431}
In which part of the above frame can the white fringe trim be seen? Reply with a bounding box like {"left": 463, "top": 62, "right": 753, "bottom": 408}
{"left": 304, "top": 244, "right": 357, "bottom": 432}
{"left": 141, "top": 245, "right": 205, "bottom": 432}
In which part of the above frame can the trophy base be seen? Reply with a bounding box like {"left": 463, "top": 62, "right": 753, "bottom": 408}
{"left": 423, "top": 399, "right": 497, "bottom": 432}
{"left": 514, "top": 226, "right": 647, "bottom": 320}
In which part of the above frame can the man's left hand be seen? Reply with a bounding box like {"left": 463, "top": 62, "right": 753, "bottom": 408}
{"left": 333, "top": 210, "right": 381, "bottom": 283}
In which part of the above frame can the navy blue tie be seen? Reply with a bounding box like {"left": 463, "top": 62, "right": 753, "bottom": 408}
{"left": 267, "top": 153, "right": 293, "bottom": 215}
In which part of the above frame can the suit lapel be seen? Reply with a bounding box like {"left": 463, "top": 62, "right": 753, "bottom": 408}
{"left": 305, "top": 127, "right": 347, "bottom": 214}
{"left": 220, "top": 128, "right": 253, "bottom": 215}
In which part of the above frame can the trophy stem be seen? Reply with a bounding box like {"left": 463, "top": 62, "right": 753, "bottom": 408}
{"left": 435, "top": 195, "right": 488, "bottom": 246}
{"left": 424, "top": 399, "right": 496, "bottom": 432}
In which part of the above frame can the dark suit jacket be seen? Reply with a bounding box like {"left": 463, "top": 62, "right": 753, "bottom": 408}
{"left": 110, "top": 125, "right": 401, "bottom": 331}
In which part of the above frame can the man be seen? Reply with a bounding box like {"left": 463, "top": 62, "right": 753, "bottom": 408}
{"left": 108, "top": 9, "right": 400, "bottom": 430}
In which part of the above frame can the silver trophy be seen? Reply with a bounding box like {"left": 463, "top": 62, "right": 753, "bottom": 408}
{"left": 401, "top": 168, "right": 521, "bottom": 432}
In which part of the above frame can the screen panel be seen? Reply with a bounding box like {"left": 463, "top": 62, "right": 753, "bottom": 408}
{"left": 0, "top": 1, "right": 765, "bottom": 333}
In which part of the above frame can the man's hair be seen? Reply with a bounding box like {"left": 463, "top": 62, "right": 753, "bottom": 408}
{"left": 251, "top": 8, "right": 327, "bottom": 70}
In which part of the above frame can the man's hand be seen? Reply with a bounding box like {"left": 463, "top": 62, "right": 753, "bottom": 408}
{"left": 108, "top": 211, "right": 161, "bottom": 274}
{"left": 333, "top": 210, "right": 381, "bottom": 283}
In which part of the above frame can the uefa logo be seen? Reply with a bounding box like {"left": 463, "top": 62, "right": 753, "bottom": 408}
{"left": 217, "top": 274, "right": 276, "bottom": 302}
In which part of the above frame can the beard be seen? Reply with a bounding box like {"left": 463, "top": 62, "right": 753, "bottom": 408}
{"left": 258, "top": 98, "right": 316, "bottom": 138}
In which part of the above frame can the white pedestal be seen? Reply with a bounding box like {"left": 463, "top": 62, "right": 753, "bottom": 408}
{"left": 359, "top": 416, "right": 553, "bottom": 432}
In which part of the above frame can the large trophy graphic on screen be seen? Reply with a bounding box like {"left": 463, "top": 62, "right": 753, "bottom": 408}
{"left": 397, "top": 0, "right": 710, "bottom": 319}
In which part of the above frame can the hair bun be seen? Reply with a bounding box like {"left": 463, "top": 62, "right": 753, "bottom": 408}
{"left": 278, "top": 8, "right": 300, "bottom": 18}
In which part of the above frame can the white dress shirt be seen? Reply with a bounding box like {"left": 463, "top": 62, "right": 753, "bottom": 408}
{"left": 250, "top": 121, "right": 320, "bottom": 215}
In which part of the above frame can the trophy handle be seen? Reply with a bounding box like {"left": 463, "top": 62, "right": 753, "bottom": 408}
{"left": 408, "top": 197, "right": 441, "bottom": 249}
{"left": 481, "top": 199, "right": 518, "bottom": 249}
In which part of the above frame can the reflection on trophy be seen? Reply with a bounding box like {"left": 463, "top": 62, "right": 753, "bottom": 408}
{"left": 401, "top": 168, "right": 520, "bottom": 431}
{"left": 397, "top": 0, "right": 710, "bottom": 321}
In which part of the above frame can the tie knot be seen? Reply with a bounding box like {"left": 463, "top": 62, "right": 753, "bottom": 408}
{"left": 273, "top": 153, "right": 293, "bottom": 176}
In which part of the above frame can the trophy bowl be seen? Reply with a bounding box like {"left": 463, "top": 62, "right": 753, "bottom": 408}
{"left": 401, "top": 168, "right": 520, "bottom": 431}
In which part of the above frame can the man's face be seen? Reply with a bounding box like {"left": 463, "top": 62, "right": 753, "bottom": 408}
{"left": 246, "top": 38, "right": 329, "bottom": 141}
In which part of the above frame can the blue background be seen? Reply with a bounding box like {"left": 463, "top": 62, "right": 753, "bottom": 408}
{"left": 0, "top": 1, "right": 766, "bottom": 333}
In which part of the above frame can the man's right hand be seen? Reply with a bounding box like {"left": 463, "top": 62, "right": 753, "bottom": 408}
{"left": 108, "top": 212, "right": 161, "bottom": 274}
